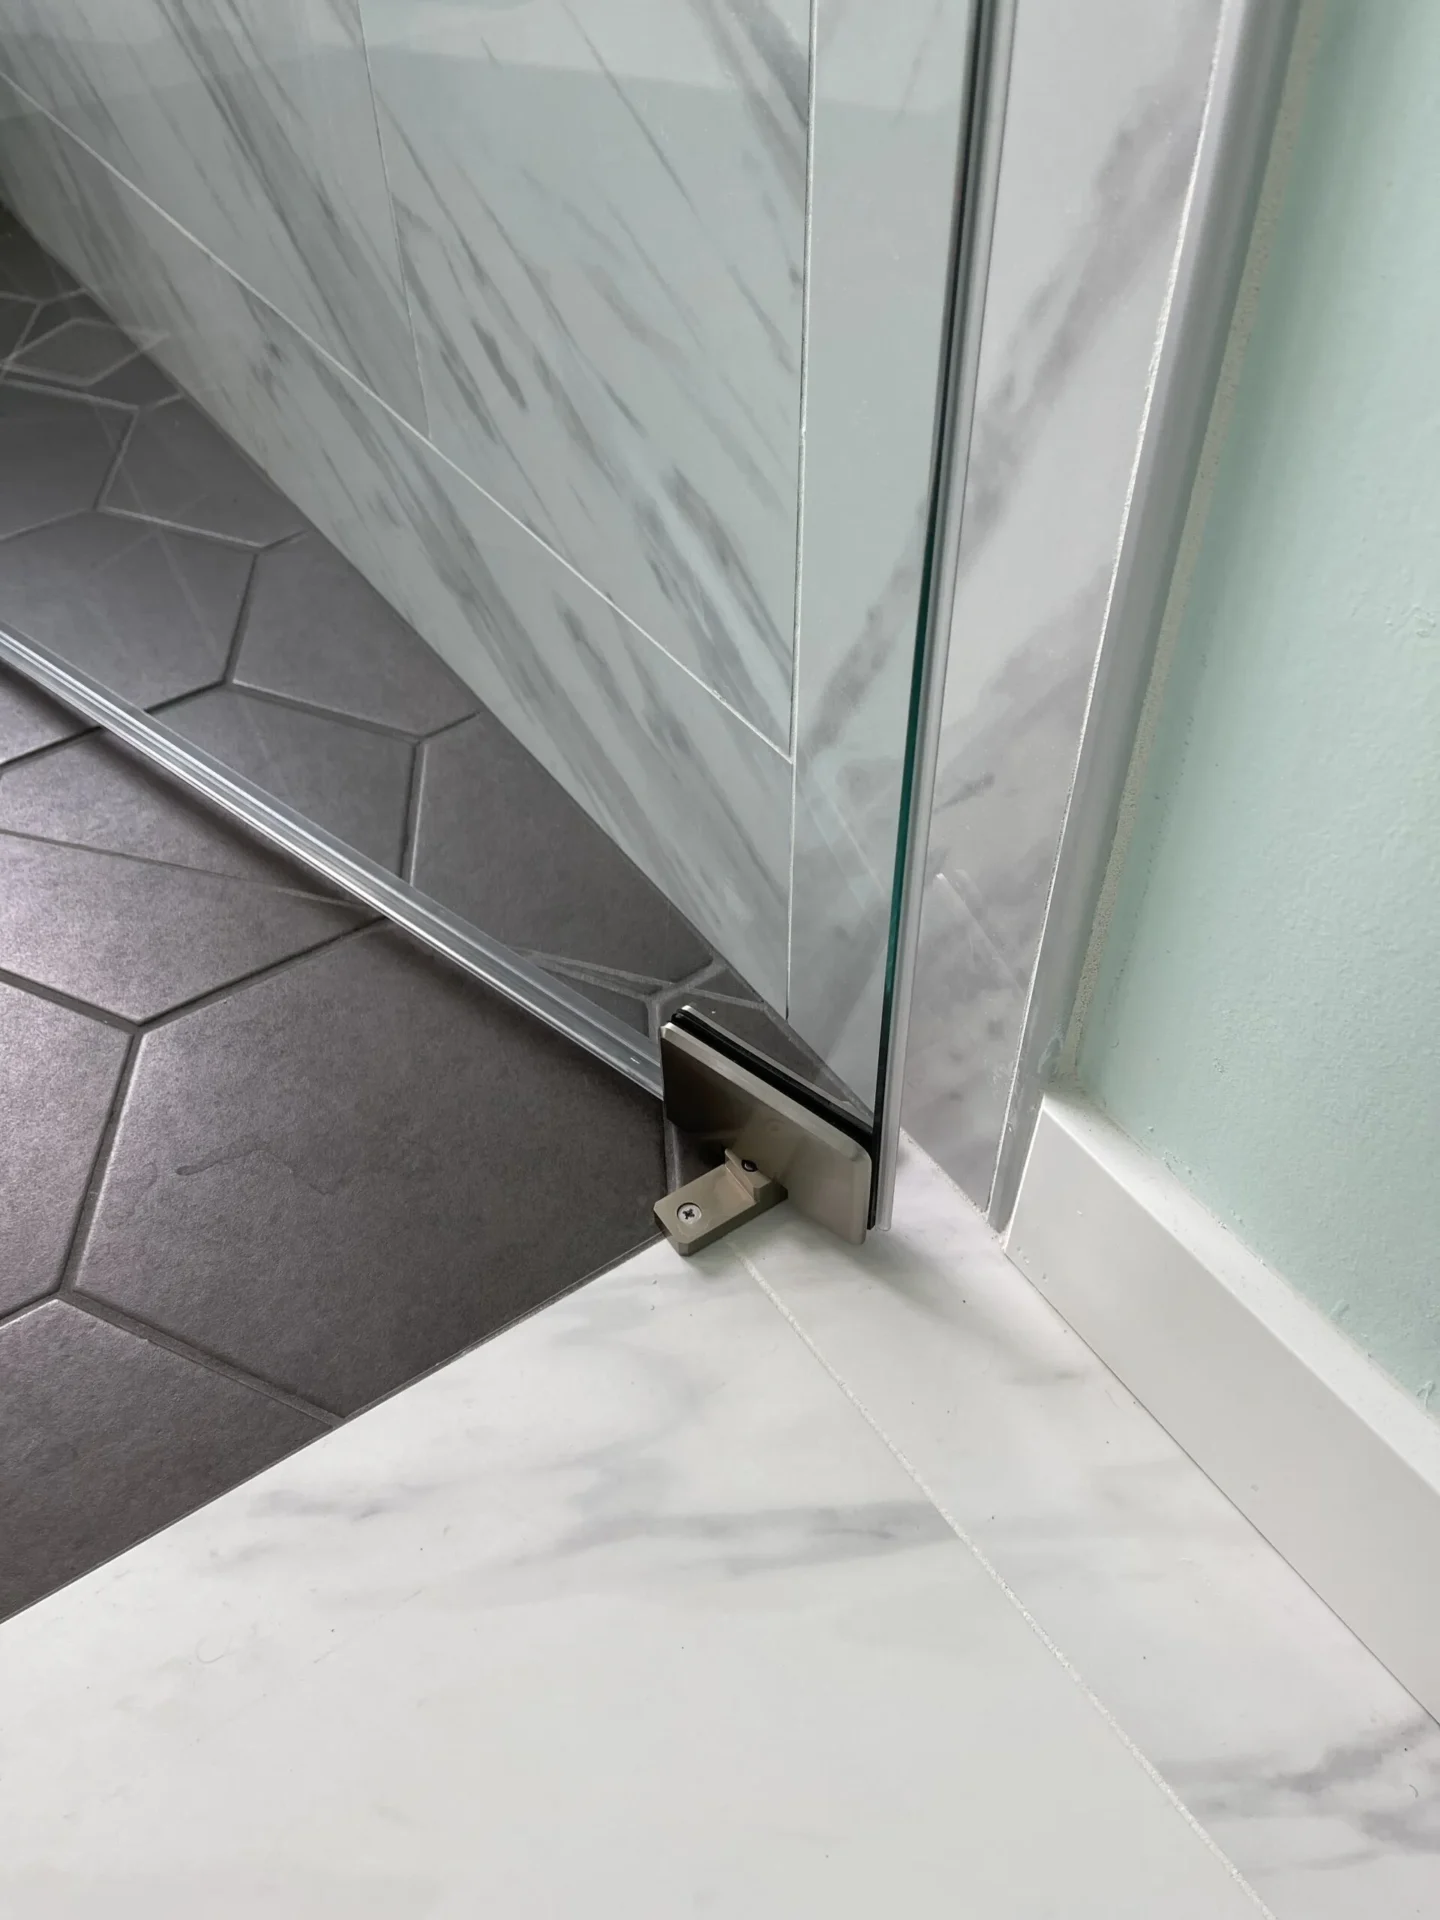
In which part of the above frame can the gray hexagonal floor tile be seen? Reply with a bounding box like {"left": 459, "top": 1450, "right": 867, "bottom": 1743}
{"left": 163, "top": 686, "right": 414, "bottom": 870}
{"left": 0, "top": 511, "right": 251, "bottom": 707}
{"left": 233, "top": 532, "right": 478, "bottom": 735}
{"left": 0, "top": 833, "right": 364, "bottom": 1021}
{"left": 0, "top": 220, "right": 75, "bottom": 301}
{"left": 0, "top": 733, "right": 347, "bottom": 892}
{"left": 8, "top": 314, "right": 144, "bottom": 390}
{"left": 0, "top": 664, "right": 87, "bottom": 767}
{"left": 0, "top": 1301, "right": 322, "bottom": 1620}
{"left": 103, "top": 396, "right": 309, "bottom": 547}
{"left": 0, "top": 294, "right": 36, "bottom": 359}
{"left": 0, "top": 385, "right": 125, "bottom": 540}
{"left": 73, "top": 927, "right": 666, "bottom": 1413}
{"left": 410, "top": 709, "right": 710, "bottom": 981}
{"left": 0, "top": 980, "right": 127, "bottom": 1317}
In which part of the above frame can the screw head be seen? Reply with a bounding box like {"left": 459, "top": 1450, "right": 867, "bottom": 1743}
{"left": 740, "top": 1159, "right": 758, "bottom": 1174}
{"left": 677, "top": 1203, "right": 703, "bottom": 1225}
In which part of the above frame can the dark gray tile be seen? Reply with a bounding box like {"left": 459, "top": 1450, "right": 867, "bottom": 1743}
{"left": 75, "top": 927, "right": 666, "bottom": 1413}
{"left": 104, "top": 397, "right": 309, "bottom": 547}
{"left": 0, "top": 833, "right": 362, "bottom": 1020}
{"left": 0, "top": 981, "right": 127, "bottom": 1317}
{"left": 0, "top": 294, "right": 36, "bottom": 359}
{"left": 0, "top": 224, "right": 75, "bottom": 301}
{"left": 234, "top": 532, "right": 478, "bottom": 735}
{"left": 0, "top": 733, "right": 345, "bottom": 892}
{"left": 411, "top": 710, "right": 710, "bottom": 981}
{"left": 79, "top": 353, "right": 179, "bottom": 409}
{"left": 8, "top": 314, "right": 143, "bottom": 389}
{"left": 164, "top": 686, "right": 414, "bottom": 870}
{"left": 0, "top": 664, "right": 87, "bottom": 766}
{"left": 6, "top": 294, "right": 178, "bottom": 406}
{"left": 12, "top": 292, "right": 107, "bottom": 344}
{"left": 0, "top": 1301, "right": 322, "bottom": 1619}
{"left": 0, "top": 386, "right": 124, "bottom": 539}
{"left": 0, "top": 511, "right": 250, "bottom": 707}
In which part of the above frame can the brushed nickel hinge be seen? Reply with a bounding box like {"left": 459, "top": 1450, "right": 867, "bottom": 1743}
{"left": 653, "top": 1011, "right": 872, "bottom": 1255}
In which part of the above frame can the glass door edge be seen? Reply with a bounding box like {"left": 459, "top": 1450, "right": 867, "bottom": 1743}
{"left": 870, "top": 0, "right": 1017, "bottom": 1230}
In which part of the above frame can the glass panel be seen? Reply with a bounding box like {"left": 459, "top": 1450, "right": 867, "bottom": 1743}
{"left": 0, "top": 0, "right": 991, "bottom": 1210}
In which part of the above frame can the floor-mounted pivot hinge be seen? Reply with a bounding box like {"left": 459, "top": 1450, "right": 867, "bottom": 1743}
{"left": 653, "top": 1010, "right": 872, "bottom": 1255}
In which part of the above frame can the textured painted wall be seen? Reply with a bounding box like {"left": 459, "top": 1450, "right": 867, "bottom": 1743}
{"left": 1079, "top": 0, "right": 1440, "bottom": 1409}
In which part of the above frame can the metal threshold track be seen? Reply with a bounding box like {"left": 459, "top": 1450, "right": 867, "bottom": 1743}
{"left": 0, "top": 625, "right": 665, "bottom": 1101}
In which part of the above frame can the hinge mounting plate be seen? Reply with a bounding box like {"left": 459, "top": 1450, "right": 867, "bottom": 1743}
{"left": 653, "top": 1013, "right": 872, "bottom": 1254}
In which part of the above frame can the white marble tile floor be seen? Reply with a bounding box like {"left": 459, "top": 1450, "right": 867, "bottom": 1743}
{"left": 3, "top": 1204, "right": 1270, "bottom": 1919}
{"left": 733, "top": 1143, "right": 1440, "bottom": 1918}
{"left": 3, "top": 1136, "right": 1433, "bottom": 1917}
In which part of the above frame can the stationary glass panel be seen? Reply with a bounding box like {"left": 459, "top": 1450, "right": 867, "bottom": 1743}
{"left": 0, "top": 0, "right": 998, "bottom": 1218}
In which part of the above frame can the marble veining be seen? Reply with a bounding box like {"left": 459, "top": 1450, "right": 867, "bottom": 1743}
{"left": 0, "top": 76, "right": 792, "bottom": 1007}
{"left": 361, "top": 0, "right": 807, "bottom": 743}
{"left": 902, "top": 0, "right": 1223, "bottom": 1205}
{"left": 0, "top": 0, "right": 426, "bottom": 423}
{"left": 734, "top": 1139, "right": 1440, "bottom": 1918}
{"left": 0, "top": 1230, "right": 1266, "bottom": 1917}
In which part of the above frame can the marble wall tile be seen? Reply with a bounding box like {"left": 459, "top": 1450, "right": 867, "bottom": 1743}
{"left": 360, "top": 0, "right": 807, "bottom": 744}
{"left": 786, "top": 0, "right": 978, "bottom": 1108}
{"left": 735, "top": 1140, "right": 1440, "bottom": 1919}
{"left": 902, "top": 0, "right": 1224, "bottom": 1206}
{"left": 0, "top": 76, "right": 791, "bottom": 1008}
{"left": 0, "top": 1233, "right": 1266, "bottom": 1916}
{"left": 0, "top": 0, "right": 426, "bottom": 423}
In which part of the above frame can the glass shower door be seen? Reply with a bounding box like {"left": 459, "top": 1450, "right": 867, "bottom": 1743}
{"left": 0, "top": 0, "right": 1007, "bottom": 1231}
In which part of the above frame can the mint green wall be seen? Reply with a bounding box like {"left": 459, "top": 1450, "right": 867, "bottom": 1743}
{"left": 1078, "top": 0, "right": 1440, "bottom": 1409}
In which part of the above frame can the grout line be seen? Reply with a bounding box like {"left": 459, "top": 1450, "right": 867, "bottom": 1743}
{"left": 2, "top": 293, "right": 44, "bottom": 365}
{"left": 147, "top": 681, "right": 226, "bottom": 713}
{"left": 0, "top": 820, "right": 358, "bottom": 905}
{"left": 136, "top": 921, "right": 377, "bottom": 1034}
{"left": 96, "top": 500, "right": 273, "bottom": 556}
{"left": 64, "top": 1294, "right": 340, "bottom": 1427}
{"left": 54, "top": 1026, "right": 143, "bottom": 1293}
{"left": 0, "top": 963, "right": 135, "bottom": 1033}
{"left": 212, "top": 679, "right": 430, "bottom": 745}
{"left": 219, "top": 548, "right": 261, "bottom": 684}
{"left": 398, "top": 737, "right": 424, "bottom": 881}
{"left": 730, "top": 1236, "right": 1279, "bottom": 1918}
{"left": 91, "top": 401, "right": 139, "bottom": 510}
{"left": 0, "top": 75, "right": 796, "bottom": 762}
{"left": 0, "top": 722, "right": 98, "bottom": 777}
{"left": 414, "top": 707, "right": 481, "bottom": 749}
{"left": 249, "top": 527, "right": 311, "bottom": 555}
{"left": 0, "top": 502, "right": 125, "bottom": 550}
{"left": 3, "top": 369, "right": 140, "bottom": 415}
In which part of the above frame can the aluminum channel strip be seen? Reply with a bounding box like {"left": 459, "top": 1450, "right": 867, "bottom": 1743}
{"left": 0, "top": 625, "right": 665, "bottom": 1099}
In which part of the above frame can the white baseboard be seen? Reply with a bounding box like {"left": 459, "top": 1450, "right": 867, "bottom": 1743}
{"left": 1006, "top": 1092, "right": 1440, "bottom": 1722}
